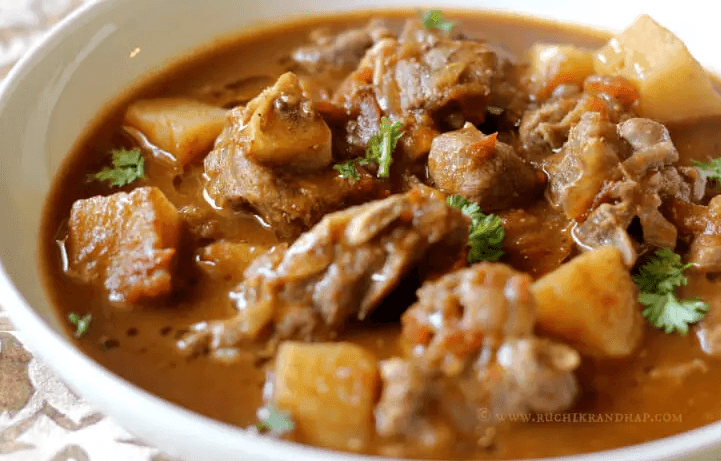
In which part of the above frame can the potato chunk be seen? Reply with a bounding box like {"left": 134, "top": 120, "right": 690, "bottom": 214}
{"left": 594, "top": 15, "right": 721, "bottom": 123}
{"left": 531, "top": 246, "right": 643, "bottom": 357}
{"left": 124, "top": 98, "right": 227, "bottom": 165}
{"left": 273, "top": 342, "right": 379, "bottom": 452}
{"left": 67, "top": 187, "right": 181, "bottom": 303}
{"left": 528, "top": 44, "right": 595, "bottom": 97}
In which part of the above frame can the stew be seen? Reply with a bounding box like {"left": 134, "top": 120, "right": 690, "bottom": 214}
{"left": 40, "top": 9, "right": 721, "bottom": 459}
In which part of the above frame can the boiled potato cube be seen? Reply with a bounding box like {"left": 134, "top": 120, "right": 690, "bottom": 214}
{"left": 124, "top": 98, "right": 227, "bottom": 165}
{"left": 67, "top": 187, "right": 181, "bottom": 303}
{"left": 594, "top": 15, "right": 721, "bottom": 123}
{"left": 273, "top": 342, "right": 380, "bottom": 452}
{"left": 531, "top": 246, "right": 643, "bottom": 357}
{"left": 528, "top": 44, "right": 595, "bottom": 97}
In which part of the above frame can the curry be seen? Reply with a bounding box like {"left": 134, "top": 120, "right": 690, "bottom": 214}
{"left": 39, "top": 9, "right": 721, "bottom": 459}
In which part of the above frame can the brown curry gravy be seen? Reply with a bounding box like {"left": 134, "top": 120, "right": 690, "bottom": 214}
{"left": 39, "top": 9, "right": 721, "bottom": 459}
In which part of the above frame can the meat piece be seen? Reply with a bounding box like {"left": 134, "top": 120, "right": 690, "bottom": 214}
{"left": 519, "top": 83, "right": 634, "bottom": 161}
{"left": 272, "top": 342, "right": 380, "bottom": 452}
{"left": 698, "top": 308, "right": 721, "bottom": 357}
{"left": 332, "top": 19, "right": 527, "bottom": 161}
{"left": 574, "top": 174, "right": 681, "bottom": 266}
{"left": 573, "top": 202, "right": 637, "bottom": 267}
{"left": 374, "top": 358, "right": 426, "bottom": 438}
{"left": 681, "top": 273, "right": 721, "bottom": 356}
{"left": 402, "top": 263, "right": 537, "bottom": 368}
{"left": 634, "top": 176, "right": 679, "bottom": 248}
{"left": 678, "top": 166, "right": 707, "bottom": 203}
{"left": 548, "top": 115, "right": 688, "bottom": 261}
{"left": 486, "top": 338, "right": 579, "bottom": 414}
{"left": 290, "top": 20, "right": 393, "bottom": 75}
{"left": 518, "top": 88, "right": 582, "bottom": 159}
{"left": 123, "top": 98, "right": 227, "bottom": 166}
{"left": 545, "top": 112, "right": 622, "bottom": 220}
{"left": 377, "top": 339, "right": 579, "bottom": 440}
{"left": 663, "top": 198, "right": 712, "bottom": 235}
{"left": 531, "top": 246, "right": 644, "bottom": 357}
{"left": 595, "top": 118, "right": 700, "bottom": 251}
{"left": 235, "top": 72, "right": 332, "bottom": 170}
{"left": 66, "top": 187, "right": 181, "bottom": 303}
{"left": 195, "top": 241, "right": 269, "bottom": 282}
{"left": 666, "top": 196, "right": 721, "bottom": 272}
{"left": 204, "top": 72, "right": 382, "bottom": 238}
{"left": 177, "top": 204, "right": 224, "bottom": 240}
{"left": 689, "top": 196, "right": 721, "bottom": 272}
{"left": 177, "top": 189, "right": 468, "bottom": 353}
{"left": 690, "top": 234, "right": 721, "bottom": 273}
{"left": 376, "top": 263, "right": 580, "bottom": 439}
{"left": 499, "top": 203, "right": 574, "bottom": 277}
{"left": 618, "top": 117, "right": 679, "bottom": 177}
{"left": 428, "top": 123, "right": 545, "bottom": 211}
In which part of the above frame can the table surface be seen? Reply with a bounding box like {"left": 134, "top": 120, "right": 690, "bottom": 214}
{"left": 0, "top": 2, "right": 179, "bottom": 460}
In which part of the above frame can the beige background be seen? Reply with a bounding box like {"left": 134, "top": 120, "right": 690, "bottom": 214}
{"left": 0, "top": 1, "right": 178, "bottom": 459}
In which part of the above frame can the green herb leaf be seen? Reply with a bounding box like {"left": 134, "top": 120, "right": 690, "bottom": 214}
{"left": 333, "top": 160, "right": 360, "bottom": 180}
{"left": 447, "top": 195, "right": 505, "bottom": 263}
{"left": 632, "top": 248, "right": 692, "bottom": 293}
{"left": 92, "top": 149, "right": 145, "bottom": 187}
{"left": 68, "top": 312, "right": 92, "bottom": 338}
{"left": 693, "top": 157, "right": 721, "bottom": 184}
{"left": 632, "top": 248, "right": 709, "bottom": 334}
{"left": 639, "top": 292, "right": 709, "bottom": 335}
{"left": 421, "top": 10, "right": 455, "bottom": 33}
{"left": 365, "top": 116, "right": 404, "bottom": 178}
{"left": 334, "top": 117, "right": 403, "bottom": 179}
{"left": 256, "top": 403, "right": 294, "bottom": 434}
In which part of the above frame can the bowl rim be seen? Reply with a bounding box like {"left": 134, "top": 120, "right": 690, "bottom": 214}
{"left": 1, "top": 1, "right": 721, "bottom": 460}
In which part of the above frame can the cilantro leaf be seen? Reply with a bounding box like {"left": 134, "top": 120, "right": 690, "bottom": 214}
{"left": 334, "top": 116, "right": 403, "bottom": 179}
{"left": 333, "top": 160, "right": 360, "bottom": 180}
{"left": 632, "top": 248, "right": 709, "bottom": 334}
{"left": 468, "top": 213, "right": 505, "bottom": 262}
{"left": 693, "top": 157, "right": 721, "bottom": 184}
{"left": 421, "top": 10, "right": 455, "bottom": 33}
{"left": 67, "top": 312, "right": 92, "bottom": 338}
{"left": 632, "top": 248, "right": 692, "bottom": 293}
{"left": 256, "top": 403, "right": 294, "bottom": 434}
{"left": 365, "top": 116, "right": 403, "bottom": 178}
{"left": 92, "top": 149, "right": 145, "bottom": 187}
{"left": 447, "top": 195, "right": 505, "bottom": 263}
{"left": 639, "top": 292, "right": 709, "bottom": 335}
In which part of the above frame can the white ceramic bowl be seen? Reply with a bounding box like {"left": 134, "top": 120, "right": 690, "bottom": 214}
{"left": 2, "top": 0, "right": 721, "bottom": 460}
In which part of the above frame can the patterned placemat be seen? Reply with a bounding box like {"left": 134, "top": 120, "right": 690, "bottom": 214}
{"left": 0, "top": 1, "right": 178, "bottom": 459}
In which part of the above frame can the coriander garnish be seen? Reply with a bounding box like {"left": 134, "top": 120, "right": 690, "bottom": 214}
{"left": 256, "top": 403, "right": 294, "bottom": 434}
{"left": 334, "top": 116, "right": 404, "bottom": 179}
{"left": 693, "top": 157, "right": 721, "bottom": 185}
{"left": 632, "top": 248, "right": 709, "bottom": 334}
{"left": 68, "top": 312, "right": 92, "bottom": 338}
{"left": 333, "top": 160, "right": 361, "bottom": 180}
{"left": 92, "top": 148, "right": 145, "bottom": 187}
{"left": 447, "top": 195, "right": 505, "bottom": 263}
{"left": 421, "top": 10, "right": 455, "bottom": 33}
